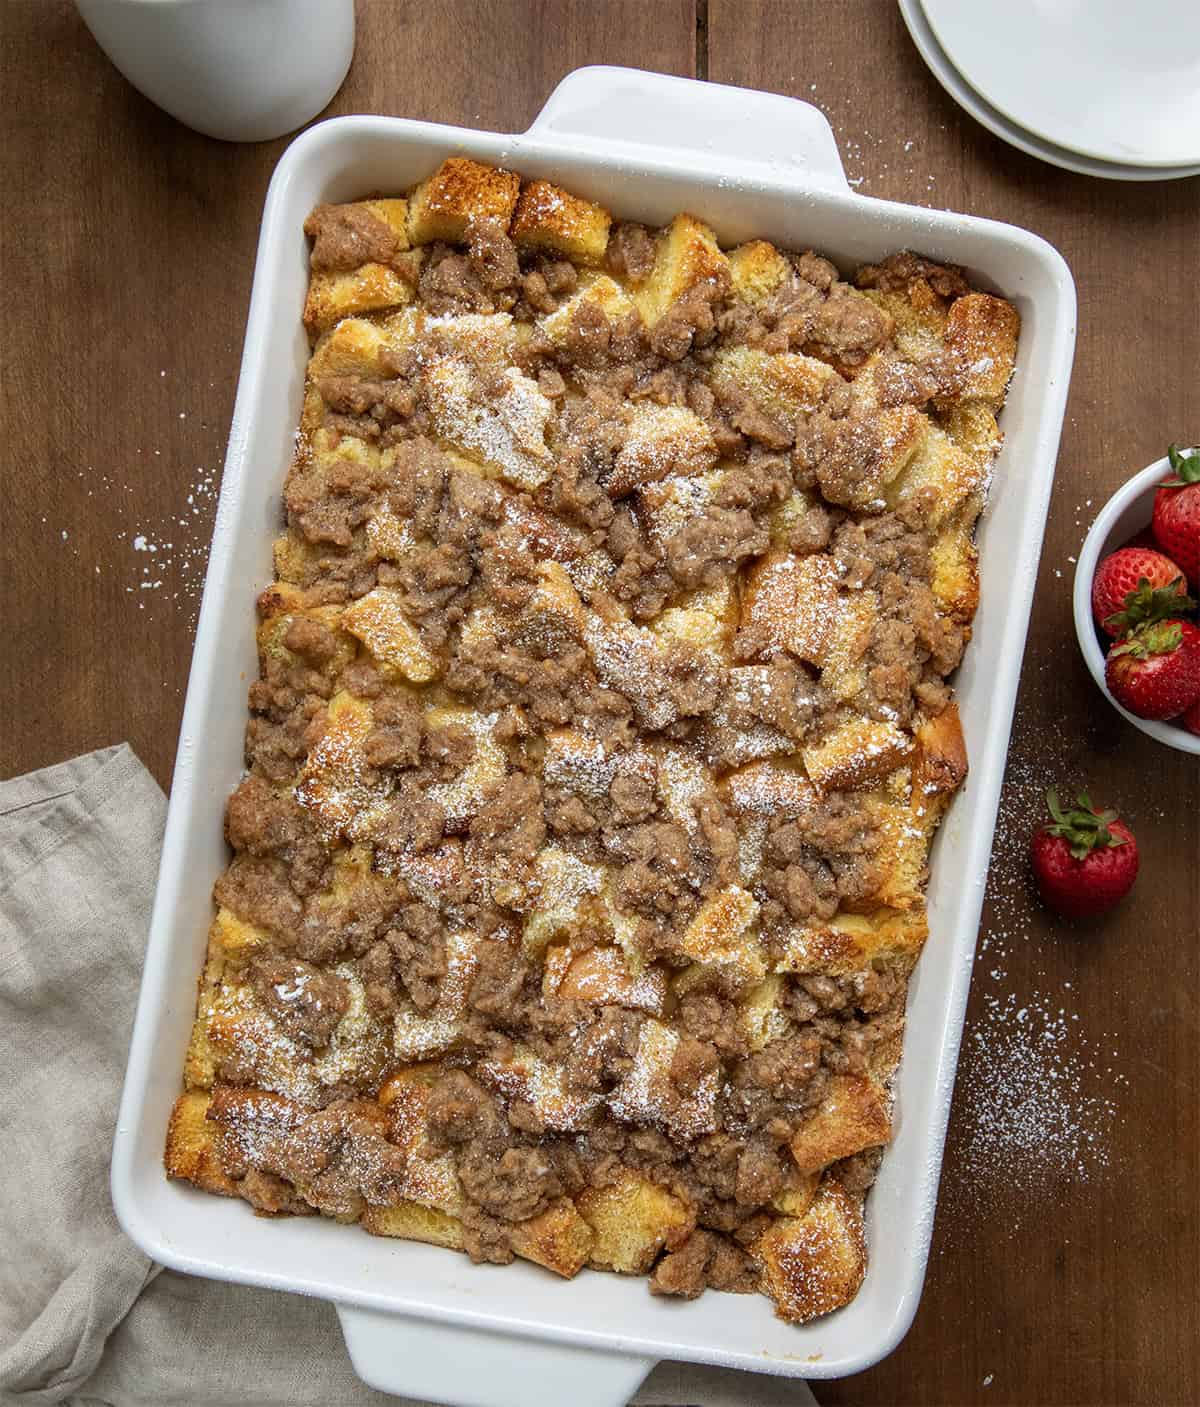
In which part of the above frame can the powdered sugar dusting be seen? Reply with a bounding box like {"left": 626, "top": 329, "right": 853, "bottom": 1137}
{"left": 955, "top": 988, "right": 1124, "bottom": 1199}
{"left": 941, "top": 716, "right": 1128, "bottom": 1234}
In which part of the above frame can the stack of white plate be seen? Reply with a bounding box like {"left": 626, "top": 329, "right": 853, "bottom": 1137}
{"left": 900, "top": 0, "right": 1200, "bottom": 181}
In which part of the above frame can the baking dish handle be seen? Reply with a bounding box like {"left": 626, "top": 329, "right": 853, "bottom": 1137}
{"left": 337, "top": 1304, "right": 655, "bottom": 1407}
{"left": 526, "top": 65, "right": 849, "bottom": 194}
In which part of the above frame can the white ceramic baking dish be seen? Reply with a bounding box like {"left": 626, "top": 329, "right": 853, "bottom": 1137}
{"left": 112, "top": 66, "right": 1076, "bottom": 1407}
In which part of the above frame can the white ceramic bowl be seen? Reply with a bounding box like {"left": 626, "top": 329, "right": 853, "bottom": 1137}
{"left": 1073, "top": 455, "right": 1200, "bottom": 754}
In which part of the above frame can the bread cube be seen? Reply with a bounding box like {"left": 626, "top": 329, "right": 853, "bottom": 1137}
{"left": 939, "top": 401, "right": 1003, "bottom": 469}
{"left": 755, "top": 1182, "right": 866, "bottom": 1323}
{"left": 802, "top": 718, "right": 911, "bottom": 792}
{"left": 378, "top": 840, "right": 465, "bottom": 907}
{"left": 886, "top": 419, "right": 984, "bottom": 528}
{"left": 727, "top": 240, "right": 793, "bottom": 306}
{"left": 609, "top": 1018, "right": 720, "bottom": 1140}
{"left": 636, "top": 469, "right": 725, "bottom": 544}
{"left": 679, "top": 886, "right": 765, "bottom": 982}
{"left": 406, "top": 158, "right": 521, "bottom": 245}
{"left": 541, "top": 728, "right": 616, "bottom": 799}
{"left": 537, "top": 273, "right": 638, "bottom": 344}
{"left": 256, "top": 598, "right": 355, "bottom": 681}
{"left": 583, "top": 610, "right": 678, "bottom": 731}
{"left": 307, "top": 317, "right": 394, "bottom": 380}
{"left": 929, "top": 507, "right": 981, "bottom": 622}
{"left": 304, "top": 263, "right": 417, "bottom": 338}
{"left": 913, "top": 700, "right": 968, "bottom": 801}
{"left": 820, "top": 590, "right": 878, "bottom": 704}
{"left": 940, "top": 292, "right": 1019, "bottom": 410}
{"left": 634, "top": 214, "right": 730, "bottom": 327}
{"left": 393, "top": 932, "right": 482, "bottom": 1061}
{"left": 777, "top": 907, "right": 929, "bottom": 978}
{"left": 500, "top": 489, "right": 594, "bottom": 562}
{"left": 512, "top": 562, "right": 588, "bottom": 648}
{"left": 478, "top": 1044, "right": 601, "bottom": 1132}
{"left": 739, "top": 973, "right": 791, "bottom": 1052}
{"left": 772, "top": 1172, "right": 821, "bottom": 1219}
{"left": 424, "top": 706, "right": 506, "bottom": 833}
{"left": 740, "top": 550, "right": 840, "bottom": 665}
{"left": 858, "top": 285, "right": 949, "bottom": 365}
{"left": 521, "top": 845, "right": 606, "bottom": 957}
{"left": 164, "top": 1090, "right": 238, "bottom": 1197}
{"left": 295, "top": 691, "right": 389, "bottom": 841}
{"left": 576, "top": 1168, "right": 694, "bottom": 1273}
{"left": 815, "top": 405, "right": 929, "bottom": 513}
{"left": 365, "top": 505, "right": 417, "bottom": 563}
{"left": 272, "top": 531, "right": 331, "bottom": 588}
{"left": 209, "top": 906, "right": 270, "bottom": 968}
{"left": 342, "top": 587, "right": 439, "bottom": 683}
{"left": 509, "top": 1197, "right": 596, "bottom": 1278}
{"left": 510, "top": 179, "right": 611, "bottom": 264}
{"left": 377, "top": 1066, "right": 465, "bottom": 1215}
{"left": 654, "top": 744, "right": 708, "bottom": 841}
{"left": 700, "top": 666, "right": 796, "bottom": 771}
{"left": 361, "top": 1200, "right": 466, "bottom": 1250}
{"left": 542, "top": 943, "right": 667, "bottom": 1017}
{"left": 650, "top": 604, "right": 727, "bottom": 657}
{"left": 722, "top": 760, "right": 817, "bottom": 819}
{"left": 710, "top": 346, "right": 840, "bottom": 423}
{"left": 424, "top": 358, "right": 554, "bottom": 491}
{"left": 608, "top": 403, "right": 718, "bottom": 498}
{"left": 789, "top": 1074, "right": 891, "bottom": 1174}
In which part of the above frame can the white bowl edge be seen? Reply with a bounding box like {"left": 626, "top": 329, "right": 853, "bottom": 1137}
{"left": 1072, "top": 456, "right": 1200, "bottom": 754}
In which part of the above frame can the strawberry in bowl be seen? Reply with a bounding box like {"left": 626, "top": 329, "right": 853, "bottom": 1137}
{"left": 1073, "top": 447, "right": 1200, "bottom": 754}
{"left": 1105, "top": 619, "right": 1200, "bottom": 720}
{"left": 1152, "top": 445, "right": 1200, "bottom": 589}
{"left": 1090, "top": 547, "right": 1189, "bottom": 637}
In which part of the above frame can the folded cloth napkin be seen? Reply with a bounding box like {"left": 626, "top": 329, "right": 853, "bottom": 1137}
{"left": 0, "top": 746, "right": 816, "bottom": 1407}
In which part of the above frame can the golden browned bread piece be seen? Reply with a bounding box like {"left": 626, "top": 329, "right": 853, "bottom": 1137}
{"left": 576, "top": 1169, "right": 695, "bottom": 1274}
{"left": 169, "top": 162, "right": 1020, "bottom": 1328}
{"left": 755, "top": 1182, "right": 867, "bottom": 1323}
{"left": 164, "top": 1090, "right": 238, "bottom": 1197}
{"left": 406, "top": 157, "right": 521, "bottom": 244}
{"left": 510, "top": 179, "right": 611, "bottom": 264}
{"left": 789, "top": 1075, "right": 892, "bottom": 1175}
{"left": 634, "top": 213, "right": 730, "bottom": 326}
{"left": 301, "top": 199, "right": 418, "bottom": 337}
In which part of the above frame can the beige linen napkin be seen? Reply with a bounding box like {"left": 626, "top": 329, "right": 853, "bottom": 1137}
{"left": 0, "top": 746, "right": 816, "bottom": 1407}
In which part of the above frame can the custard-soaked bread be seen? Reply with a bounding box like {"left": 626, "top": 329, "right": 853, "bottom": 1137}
{"left": 406, "top": 157, "right": 521, "bottom": 245}
{"left": 510, "top": 179, "right": 611, "bottom": 265}
{"left": 167, "top": 156, "right": 1019, "bottom": 1326}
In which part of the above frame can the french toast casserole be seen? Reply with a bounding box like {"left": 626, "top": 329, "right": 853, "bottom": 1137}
{"left": 165, "top": 157, "right": 1018, "bottom": 1323}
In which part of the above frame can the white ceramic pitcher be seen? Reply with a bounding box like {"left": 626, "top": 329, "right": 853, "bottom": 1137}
{"left": 75, "top": 0, "right": 355, "bottom": 143}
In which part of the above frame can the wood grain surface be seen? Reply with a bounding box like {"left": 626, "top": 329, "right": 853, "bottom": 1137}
{"left": 2, "top": 3, "right": 1196, "bottom": 1404}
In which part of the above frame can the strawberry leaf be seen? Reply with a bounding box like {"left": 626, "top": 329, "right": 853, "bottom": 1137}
{"left": 1043, "top": 788, "right": 1127, "bottom": 861}
{"left": 1111, "top": 620, "right": 1184, "bottom": 660}
{"left": 1165, "top": 443, "right": 1200, "bottom": 486}
{"left": 1104, "top": 576, "right": 1196, "bottom": 634}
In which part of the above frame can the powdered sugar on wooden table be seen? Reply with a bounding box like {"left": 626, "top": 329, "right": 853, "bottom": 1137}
{"left": 941, "top": 715, "right": 1128, "bottom": 1234}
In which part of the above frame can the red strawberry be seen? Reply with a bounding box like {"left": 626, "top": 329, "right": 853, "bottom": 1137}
{"left": 1182, "top": 695, "right": 1200, "bottom": 737}
{"left": 1151, "top": 444, "right": 1200, "bottom": 588}
{"left": 1030, "top": 790, "right": 1138, "bottom": 919}
{"left": 1105, "top": 619, "right": 1200, "bottom": 719}
{"left": 1090, "top": 546, "right": 1190, "bottom": 636}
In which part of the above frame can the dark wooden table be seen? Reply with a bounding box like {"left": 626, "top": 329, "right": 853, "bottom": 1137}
{"left": 3, "top": 3, "right": 1197, "bottom": 1403}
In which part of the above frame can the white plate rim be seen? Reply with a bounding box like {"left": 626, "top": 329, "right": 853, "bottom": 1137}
{"left": 899, "top": 0, "right": 1200, "bottom": 183}
{"left": 920, "top": 0, "right": 1200, "bottom": 169}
